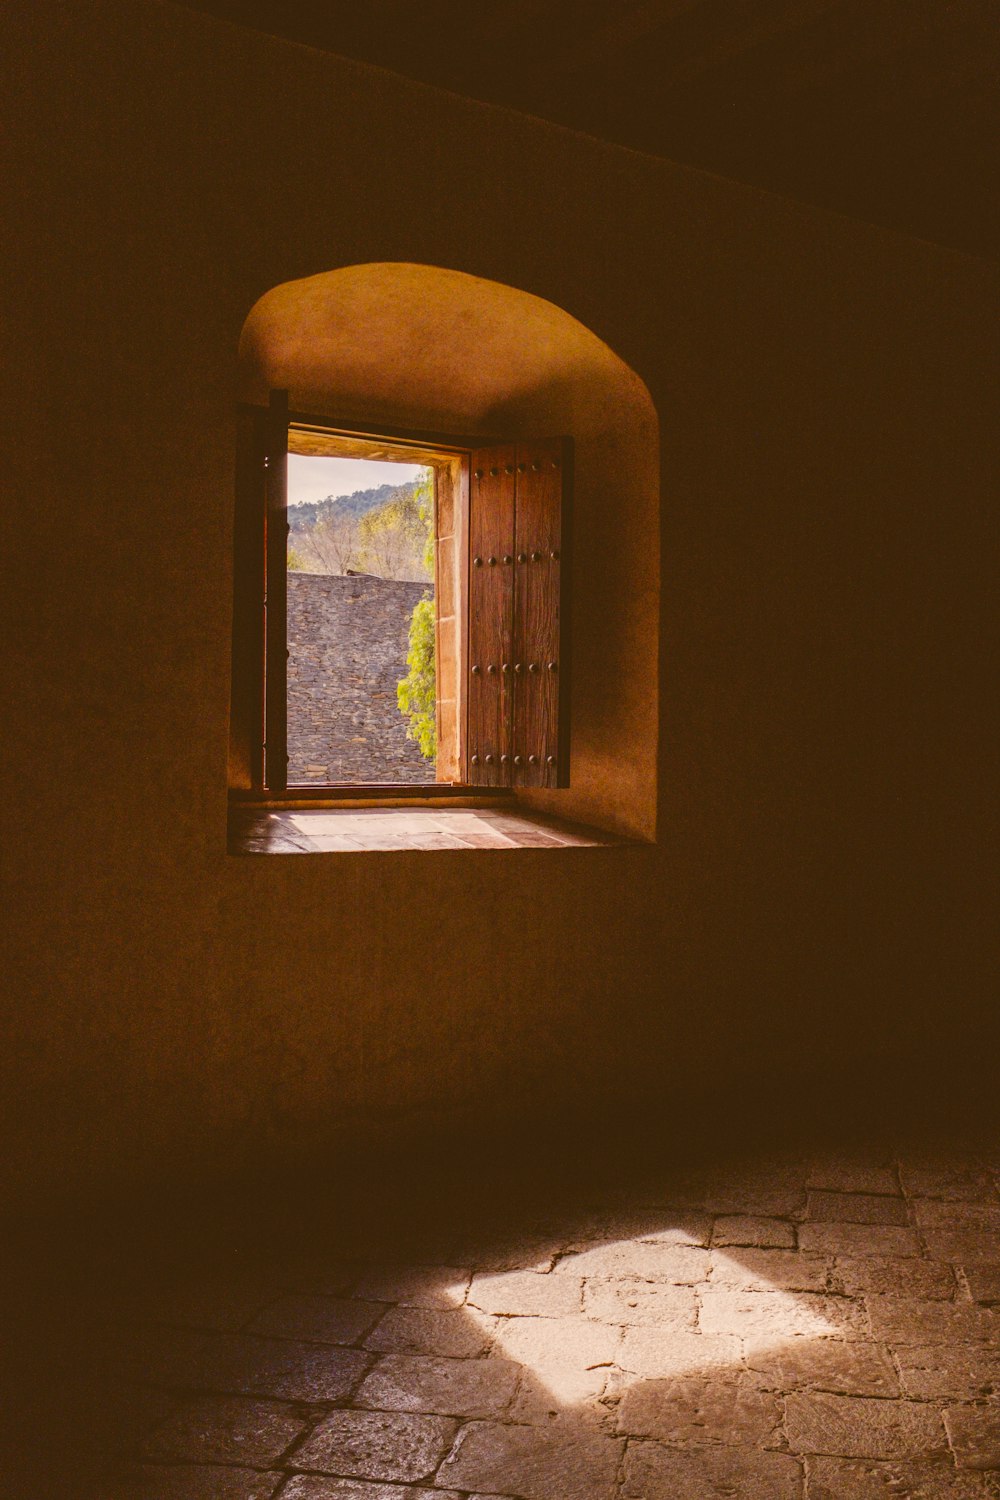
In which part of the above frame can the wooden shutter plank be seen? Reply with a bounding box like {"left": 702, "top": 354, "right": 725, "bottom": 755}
{"left": 513, "top": 439, "right": 570, "bottom": 789}
{"left": 229, "top": 405, "right": 267, "bottom": 792}
{"left": 467, "top": 445, "right": 516, "bottom": 787}
{"left": 264, "top": 388, "right": 289, "bottom": 793}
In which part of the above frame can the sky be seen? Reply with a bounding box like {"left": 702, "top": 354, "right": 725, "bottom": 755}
{"left": 288, "top": 454, "right": 424, "bottom": 507}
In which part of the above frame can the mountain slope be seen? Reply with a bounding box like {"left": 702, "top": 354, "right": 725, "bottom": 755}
{"left": 289, "top": 479, "right": 420, "bottom": 532}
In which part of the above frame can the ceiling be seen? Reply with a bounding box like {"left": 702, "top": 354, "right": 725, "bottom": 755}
{"left": 182, "top": 0, "right": 1000, "bottom": 262}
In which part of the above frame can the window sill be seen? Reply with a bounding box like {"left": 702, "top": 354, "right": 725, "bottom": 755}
{"left": 227, "top": 806, "right": 628, "bottom": 854}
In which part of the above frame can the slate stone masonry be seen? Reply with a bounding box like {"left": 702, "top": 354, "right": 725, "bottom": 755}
{"left": 287, "top": 572, "right": 435, "bottom": 784}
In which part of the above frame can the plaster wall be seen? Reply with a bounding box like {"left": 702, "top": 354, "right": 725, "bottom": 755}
{"left": 2, "top": 0, "right": 998, "bottom": 1209}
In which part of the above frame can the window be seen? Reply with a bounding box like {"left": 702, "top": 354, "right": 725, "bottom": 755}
{"left": 229, "top": 390, "right": 572, "bottom": 799}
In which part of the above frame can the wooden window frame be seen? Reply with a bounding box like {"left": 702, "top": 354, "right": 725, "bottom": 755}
{"left": 228, "top": 396, "right": 571, "bottom": 805}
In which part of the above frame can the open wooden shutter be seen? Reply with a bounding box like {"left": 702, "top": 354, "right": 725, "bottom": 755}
{"left": 229, "top": 404, "right": 267, "bottom": 793}
{"left": 467, "top": 446, "right": 516, "bottom": 787}
{"left": 513, "top": 438, "right": 570, "bottom": 787}
{"left": 467, "top": 438, "right": 571, "bottom": 789}
{"left": 263, "top": 388, "right": 289, "bottom": 793}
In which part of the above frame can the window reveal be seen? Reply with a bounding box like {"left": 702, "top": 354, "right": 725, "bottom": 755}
{"left": 229, "top": 390, "right": 572, "bottom": 796}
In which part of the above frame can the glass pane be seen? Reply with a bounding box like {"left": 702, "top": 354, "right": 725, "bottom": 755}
{"left": 286, "top": 454, "right": 437, "bottom": 785}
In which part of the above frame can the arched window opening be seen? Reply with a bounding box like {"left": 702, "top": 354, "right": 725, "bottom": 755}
{"left": 232, "top": 263, "right": 659, "bottom": 842}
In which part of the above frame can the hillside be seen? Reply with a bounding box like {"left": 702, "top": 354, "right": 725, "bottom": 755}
{"left": 289, "top": 478, "right": 420, "bottom": 532}
{"left": 289, "top": 477, "right": 432, "bottom": 583}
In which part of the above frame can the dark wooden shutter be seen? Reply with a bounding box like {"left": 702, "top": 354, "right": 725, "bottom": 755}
{"left": 263, "top": 388, "right": 289, "bottom": 793}
{"left": 467, "top": 438, "right": 571, "bottom": 789}
{"left": 513, "top": 438, "right": 570, "bottom": 788}
{"left": 229, "top": 405, "right": 267, "bottom": 792}
{"left": 467, "top": 445, "right": 516, "bottom": 786}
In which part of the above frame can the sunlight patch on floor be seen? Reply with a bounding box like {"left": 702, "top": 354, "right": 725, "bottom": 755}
{"left": 447, "top": 1240, "right": 843, "bottom": 1406}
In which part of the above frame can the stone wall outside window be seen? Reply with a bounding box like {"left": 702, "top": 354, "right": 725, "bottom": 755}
{"left": 287, "top": 572, "right": 434, "bottom": 784}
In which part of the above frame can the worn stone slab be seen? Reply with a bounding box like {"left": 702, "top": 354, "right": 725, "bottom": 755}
{"left": 807, "top": 1194, "right": 909, "bottom": 1227}
{"left": 564, "top": 1209, "right": 714, "bottom": 1249}
{"left": 356, "top": 1353, "right": 519, "bottom": 1418}
{"left": 449, "top": 1234, "right": 563, "bottom": 1273}
{"left": 492, "top": 1314, "right": 621, "bottom": 1401}
{"left": 176, "top": 1332, "right": 370, "bottom": 1401}
{"left": 116, "top": 1464, "right": 283, "bottom": 1499}
{"left": 291, "top": 1410, "right": 455, "bottom": 1483}
{"left": 713, "top": 1215, "right": 796, "bottom": 1248}
{"left": 698, "top": 1287, "right": 864, "bottom": 1340}
{"left": 944, "top": 1405, "right": 1000, "bottom": 1470}
{"left": 140, "top": 1396, "right": 308, "bottom": 1466}
{"left": 250, "top": 1296, "right": 383, "bottom": 1345}
{"left": 618, "top": 1327, "right": 741, "bottom": 1378}
{"left": 896, "top": 1342, "right": 1000, "bottom": 1400}
{"left": 436, "top": 1418, "right": 624, "bottom": 1500}
{"left": 914, "top": 1202, "right": 1000, "bottom": 1233}
{"left": 508, "top": 1369, "right": 616, "bottom": 1428}
{"left": 964, "top": 1265, "right": 1000, "bottom": 1304}
{"left": 617, "top": 1374, "right": 782, "bottom": 1445}
{"left": 583, "top": 1276, "right": 697, "bottom": 1328}
{"left": 807, "top": 1164, "right": 900, "bottom": 1197}
{"left": 829, "top": 1255, "right": 955, "bottom": 1300}
{"left": 621, "top": 1440, "right": 803, "bottom": 1499}
{"left": 468, "top": 1270, "right": 582, "bottom": 1317}
{"left": 924, "top": 1231, "right": 1000, "bottom": 1265}
{"left": 677, "top": 1186, "right": 808, "bottom": 1219}
{"left": 554, "top": 1241, "right": 709, "bottom": 1283}
{"left": 666, "top": 1164, "right": 808, "bottom": 1217}
{"left": 282, "top": 1478, "right": 465, "bottom": 1499}
{"left": 784, "top": 1393, "right": 947, "bottom": 1460}
{"left": 709, "top": 1248, "right": 830, "bottom": 1293}
{"left": 746, "top": 1338, "right": 900, "bottom": 1396}
{"left": 900, "top": 1164, "right": 999, "bottom": 1202}
{"left": 364, "top": 1307, "right": 494, "bottom": 1358}
{"left": 866, "top": 1296, "right": 1000, "bottom": 1346}
{"left": 798, "top": 1224, "right": 922, "bottom": 1258}
{"left": 804, "top": 1455, "right": 992, "bottom": 1498}
{"left": 351, "top": 1266, "right": 471, "bottom": 1309}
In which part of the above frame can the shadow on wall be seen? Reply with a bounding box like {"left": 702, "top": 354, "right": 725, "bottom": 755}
{"left": 239, "top": 262, "right": 661, "bottom": 840}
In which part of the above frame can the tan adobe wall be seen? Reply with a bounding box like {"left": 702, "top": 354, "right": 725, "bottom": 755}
{"left": 2, "top": 0, "right": 998, "bottom": 1208}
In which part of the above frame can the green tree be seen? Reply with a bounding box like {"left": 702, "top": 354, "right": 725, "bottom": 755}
{"left": 396, "top": 469, "right": 436, "bottom": 758}
{"left": 287, "top": 546, "right": 306, "bottom": 571}
{"left": 397, "top": 594, "right": 436, "bottom": 759}
{"left": 358, "top": 484, "right": 432, "bottom": 580}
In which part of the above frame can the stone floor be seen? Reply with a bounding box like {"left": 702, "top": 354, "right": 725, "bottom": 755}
{"left": 5, "top": 1141, "right": 1000, "bottom": 1498}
